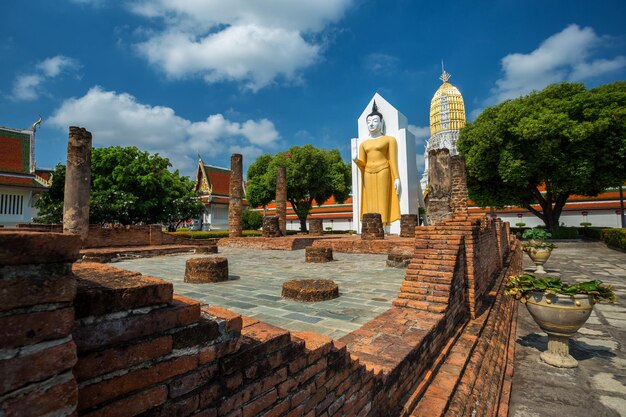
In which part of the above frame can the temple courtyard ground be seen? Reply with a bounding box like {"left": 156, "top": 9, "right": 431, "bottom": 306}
{"left": 113, "top": 240, "right": 626, "bottom": 415}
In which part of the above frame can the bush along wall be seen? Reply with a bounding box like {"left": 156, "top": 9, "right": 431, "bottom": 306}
{"left": 602, "top": 228, "right": 626, "bottom": 250}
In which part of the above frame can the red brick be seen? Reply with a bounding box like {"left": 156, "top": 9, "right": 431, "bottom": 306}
{"left": 243, "top": 388, "right": 278, "bottom": 417}
{"left": 169, "top": 364, "right": 219, "bottom": 398}
{"left": 277, "top": 377, "right": 298, "bottom": 398}
{"left": 0, "top": 340, "right": 77, "bottom": 395}
{"left": 73, "top": 263, "right": 174, "bottom": 318}
{"left": 0, "top": 307, "right": 74, "bottom": 348}
{"left": 78, "top": 355, "right": 197, "bottom": 410}
{"left": 0, "top": 376, "right": 78, "bottom": 417}
{"left": 73, "top": 295, "right": 200, "bottom": 353}
{"left": 202, "top": 306, "right": 243, "bottom": 333}
{"left": 260, "top": 399, "right": 290, "bottom": 417}
{"left": 0, "top": 272, "right": 76, "bottom": 312}
{"left": 151, "top": 394, "right": 199, "bottom": 417}
{"left": 82, "top": 385, "right": 168, "bottom": 417}
{"left": 194, "top": 408, "right": 218, "bottom": 417}
{"left": 0, "top": 231, "right": 82, "bottom": 265}
{"left": 74, "top": 336, "right": 172, "bottom": 382}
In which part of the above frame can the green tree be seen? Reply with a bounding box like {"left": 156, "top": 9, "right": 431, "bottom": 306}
{"left": 34, "top": 146, "right": 204, "bottom": 227}
{"left": 458, "top": 81, "right": 626, "bottom": 230}
{"left": 242, "top": 208, "right": 263, "bottom": 230}
{"left": 246, "top": 145, "right": 351, "bottom": 232}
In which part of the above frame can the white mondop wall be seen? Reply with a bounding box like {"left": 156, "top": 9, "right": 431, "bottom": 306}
{"left": 351, "top": 93, "right": 419, "bottom": 235}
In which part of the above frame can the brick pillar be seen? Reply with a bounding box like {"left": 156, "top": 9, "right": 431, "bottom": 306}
{"left": 262, "top": 215, "right": 281, "bottom": 237}
{"left": 450, "top": 155, "right": 469, "bottom": 216}
{"left": 275, "top": 166, "right": 287, "bottom": 236}
{"left": 0, "top": 231, "right": 82, "bottom": 417}
{"left": 63, "top": 126, "right": 92, "bottom": 239}
{"left": 426, "top": 148, "right": 452, "bottom": 225}
{"left": 308, "top": 218, "right": 324, "bottom": 236}
{"left": 361, "top": 213, "right": 385, "bottom": 240}
{"left": 228, "top": 154, "right": 243, "bottom": 238}
{"left": 400, "top": 214, "right": 418, "bottom": 238}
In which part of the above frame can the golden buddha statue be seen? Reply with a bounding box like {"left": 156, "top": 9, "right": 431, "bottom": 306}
{"left": 353, "top": 101, "right": 401, "bottom": 225}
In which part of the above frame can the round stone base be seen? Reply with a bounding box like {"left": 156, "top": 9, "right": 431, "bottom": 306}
{"left": 184, "top": 257, "right": 228, "bottom": 283}
{"left": 540, "top": 334, "right": 578, "bottom": 368}
{"left": 305, "top": 247, "right": 333, "bottom": 263}
{"left": 282, "top": 279, "right": 339, "bottom": 302}
{"left": 195, "top": 245, "right": 218, "bottom": 254}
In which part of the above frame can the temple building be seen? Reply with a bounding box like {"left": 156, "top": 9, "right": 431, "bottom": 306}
{"left": 420, "top": 68, "right": 467, "bottom": 192}
{"left": 193, "top": 157, "right": 247, "bottom": 230}
{"left": 0, "top": 122, "right": 51, "bottom": 227}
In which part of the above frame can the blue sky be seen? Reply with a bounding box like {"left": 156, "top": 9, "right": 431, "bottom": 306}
{"left": 2, "top": 0, "right": 625, "bottom": 178}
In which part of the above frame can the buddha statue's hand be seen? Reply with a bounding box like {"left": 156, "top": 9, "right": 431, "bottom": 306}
{"left": 394, "top": 178, "right": 401, "bottom": 195}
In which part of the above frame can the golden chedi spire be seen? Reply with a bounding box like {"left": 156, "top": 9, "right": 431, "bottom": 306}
{"left": 429, "top": 64, "right": 466, "bottom": 136}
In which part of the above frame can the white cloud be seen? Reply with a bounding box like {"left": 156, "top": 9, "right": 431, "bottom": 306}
{"left": 37, "top": 56, "right": 78, "bottom": 77}
{"left": 490, "top": 24, "right": 626, "bottom": 103}
{"left": 12, "top": 55, "right": 78, "bottom": 101}
{"left": 48, "top": 86, "right": 280, "bottom": 174}
{"left": 365, "top": 53, "right": 400, "bottom": 75}
{"left": 127, "top": 0, "right": 352, "bottom": 90}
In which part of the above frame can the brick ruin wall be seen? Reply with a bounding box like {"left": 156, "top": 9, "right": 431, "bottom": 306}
{"left": 14, "top": 223, "right": 216, "bottom": 248}
{"left": 0, "top": 215, "right": 522, "bottom": 417}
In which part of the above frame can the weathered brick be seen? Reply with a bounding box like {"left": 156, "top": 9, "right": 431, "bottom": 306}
{"left": 243, "top": 388, "right": 278, "bottom": 417}
{"left": 169, "top": 364, "right": 219, "bottom": 398}
{"left": 172, "top": 318, "right": 220, "bottom": 349}
{"left": 199, "top": 382, "right": 223, "bottom": 409}
{"left": 73, "top": 263, "right": 173, "bottom": 318}
{"left": 0, "top": 376, "right": 77, "bottom": 417}
{"left": 74, "top": 336, "right": 172, "bottom": 382}
{"left": 78, "top": 355, "right": 197, "bottom": 411}
{"left": 198, "top": 339, "right": 240, "bottom": 364}
{"left": 142, "top": 393, "right": 199, "bottom": 417}
{"left": 202, "top": 306, "right": 243, "bottom": 333}
{"left": 73, "top": 295, "right": 200, "bottom": 353}
{"left": 0, "top": 307, "right": 74, "bottom": 348}
{"left": 82, "top": 385, "right": 168, "bottom": 417}
{"left": 0, "top": 340, "right": 77, "bottom": 395}
{"left": 0, "top": 271, "right": 76, "bottom": 312}
{"left": 0, "top": 231, "right": 81, "bottom": 265}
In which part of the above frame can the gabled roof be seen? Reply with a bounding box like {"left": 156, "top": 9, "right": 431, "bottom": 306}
{"left": 194, "top": 159, "right": 245, "bottom": 197}
{"left": 0, "top": 173, "right": 48, "bottom": 189}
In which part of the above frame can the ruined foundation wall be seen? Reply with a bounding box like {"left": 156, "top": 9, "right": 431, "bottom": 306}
{"left": 1, "top": 216, "right": 521, "bottom": 417}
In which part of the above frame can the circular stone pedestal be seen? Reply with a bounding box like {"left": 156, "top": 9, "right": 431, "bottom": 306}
{"left": 195, "top": 245, "right": 218, "bottom": 254}
{"left": 282, "top": 279, "right": 339, "bottom": 302}
{"left": 184, "top": 257, "right": 228, "bottom": 283}
{"left": 305, "top": 247, "right": 333, "bottom": 263}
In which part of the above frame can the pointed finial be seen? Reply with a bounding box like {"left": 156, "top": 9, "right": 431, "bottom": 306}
{"left": 439, "top": 61, "right": 451, "bottom": 84}
{"left": 31, "top": 115, "right": 42, "bottom": 132}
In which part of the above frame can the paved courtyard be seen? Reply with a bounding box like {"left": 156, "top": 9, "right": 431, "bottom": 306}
{"left": 510, "top": 242, "right": 626, "bottom": 417}
{"left": 114, "top": 247, "right": 405, "bottom": 338}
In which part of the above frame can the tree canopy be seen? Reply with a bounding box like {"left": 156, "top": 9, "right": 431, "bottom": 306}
{"left": 246, "top": 145, "right": 351, "bottom": 231}
{"left": 458, "top": 81, "right": 626, "bottom": 230}
{"left": 35, "top": 146, "right": 204, "bottom": 228}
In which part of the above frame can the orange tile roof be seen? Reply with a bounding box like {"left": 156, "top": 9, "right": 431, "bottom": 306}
{"left": 0, "top": 174, "right": 47, "bottom": 189}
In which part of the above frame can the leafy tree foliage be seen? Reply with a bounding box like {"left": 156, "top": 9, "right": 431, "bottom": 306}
{"left": 246, "top": 145, "right": 351, "bottom": 231}
{"left": 34, "top": 146, "right": 204, "bottom": 228}
{"left": 242, "top": 208, "right": 263, "bottom": 230}
{"left": 458, "top": 82, "right": 626, "bottom": 230}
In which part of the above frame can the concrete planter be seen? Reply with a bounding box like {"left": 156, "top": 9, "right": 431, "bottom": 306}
{"left": 525, "top": 247, "right": 552, "bottom": 274}
{"left": 525, "top": 291, "right": 594, "bottom": 368}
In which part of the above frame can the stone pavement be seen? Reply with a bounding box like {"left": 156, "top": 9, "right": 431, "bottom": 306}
{"left": 114, "top": 247, "right": 405, "bottom": 339}
{"left": 510, "top": 241, "right": 626, "bottom": 417}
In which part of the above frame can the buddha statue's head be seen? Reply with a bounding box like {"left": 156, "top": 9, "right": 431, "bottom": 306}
{"left": 366, "top": 100, "right": 384, "bottom": 136}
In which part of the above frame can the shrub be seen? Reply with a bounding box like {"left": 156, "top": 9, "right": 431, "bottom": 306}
{"left": 522, "top": 227, "right": 551, "bottom": 241}
{"left": 602, "top": 228, "right": 626, "bottom": 250}
{"left": 577, "top": 227, "right": 606, "bottom": 240}
{"left": 515, "top": 222, "right": 526, "bottom": 228}
{"left": 580, "top": 222, "right": 592, "bottom": 227}
{"left": 242, "top": 209, "right": 263, "bottom": 230}
{"left": 550, "top": 226, "right": 579, "bottom": 239}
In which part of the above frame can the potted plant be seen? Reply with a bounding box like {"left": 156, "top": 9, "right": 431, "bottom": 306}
{"left": 506, "top": 274, "right": 615, "bottom": 368}
{"left": 522, "top": 228, "right": 556, "bottom": 273}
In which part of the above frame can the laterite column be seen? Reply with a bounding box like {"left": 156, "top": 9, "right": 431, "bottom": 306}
{"left": 426, "top": 148, "right": 452, "bottom": 225}
{"left": 276, "top": 166, "right": 287, "bottom": 236}
{"left": 228, "top": 154, "right": 243, "bottom": 237}
{"left": 63, "top": 126, "right": 92, "bottom": 239}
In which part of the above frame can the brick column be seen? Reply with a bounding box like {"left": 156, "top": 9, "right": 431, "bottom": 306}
{"left": 361, "top": 213, "right": 384, "bottom": 240}
{"left": 450, "top": 155, "right": 469, "bottom": 216}
{"left": 0, "top": 231, "right": 82, "bottom": 417}
{"left": 426, "top": 148, "right": 452, "bottom": 225}
{"left": 228, "top": 154, "right": 243, "bottom": 238}
{"left": 308, "top": 218, "right": 324, "bottom": 236}
{"left": 63, "top": 126, "right": 92, "bottom": 239}
{"left": 275, "top": 166, "right": 287, "bottom": 236}
{"left": 262, "top": 215, "right": 281, "bottom": 237}
{"left": 400, "top": 214, "right": 418, "bottom": 238}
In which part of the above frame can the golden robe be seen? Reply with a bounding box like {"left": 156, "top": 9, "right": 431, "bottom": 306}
{"left": 354, "top": 136, "right": 401, "bottom": 225}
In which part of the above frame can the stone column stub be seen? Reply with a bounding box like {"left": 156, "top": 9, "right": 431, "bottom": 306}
{"left": 63, "top": 126, "right": 92, "bottom": 239}
{"left": 275, "top": 166, "right": 287, "bottom": 236}
{"left": 450, "top": 155, "right": 469, "bottom": 216}
{"left": 228, "top": 154, "right": 243, "bottom": 237}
